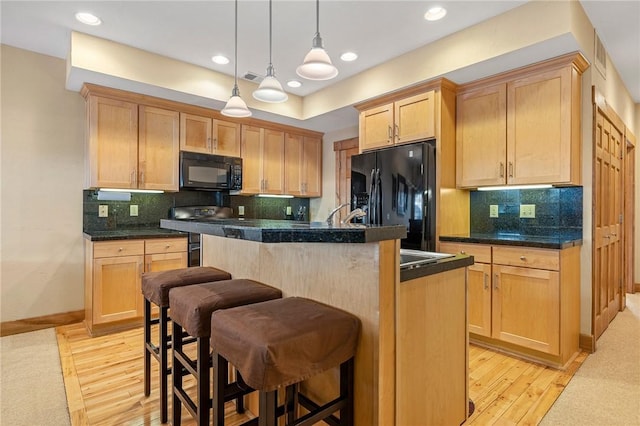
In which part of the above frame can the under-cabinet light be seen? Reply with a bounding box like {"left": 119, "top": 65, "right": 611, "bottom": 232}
{"left": 100, "top": 188, "right": 164, "bottom": 194}
{"left": 477, "top": 184, "right": 553, "bottom": 191}
{"left": 256, "top": 194, "right": 294, "bottom": 198}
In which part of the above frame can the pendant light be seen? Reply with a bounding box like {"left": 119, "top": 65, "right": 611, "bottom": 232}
{"left": 296, "top": 0, "right": 338, "bottom": 80}
{"left": 222, "top": 0, "right": 252, "bottom": 118}
{"left": 253, "top": 0, "right": 288, "bottom": 103}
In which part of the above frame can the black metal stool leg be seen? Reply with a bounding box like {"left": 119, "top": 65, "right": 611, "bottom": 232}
{"left": 259, "top": 390, "right": 278, "bottom": 426}
{"left": 285, "top": 384, "right": 298, "bottom": 425}
{"left": 159, "top": 306, "right": 170, "bottom": 424}
{"left": 197, "top": 337, "right": 210, "bottom": 426}
{"left": 172, "top": 321, "right": 183, "bottom": 426}
{"left": 143, "top": 298, "right": 151, "bottom": 397}
{"left": 340, "top": 358, "right": 355, "bottom": 426}
{"left": 212, "top": 353, "right": 228, "bottom": 426}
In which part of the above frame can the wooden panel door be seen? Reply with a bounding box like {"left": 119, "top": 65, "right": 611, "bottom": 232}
{"left": 93, "top": 255, "right": 143, "bottom": 324}
{"left": 284, "top": 133, "right": 303, "bottom": 196}
{"left": 359, "top": 103, "right": 393, "bottom": 151}
{"left": 179, "top": 113, "right": 212, "bottom": 153}
{"left": 395, "top": 91, "right": 435, "bottom": 145}
{"left": 240, "top": 125, "right": 263, "bottom": 194}
{"left": 262, "top": 129, "right": 285, "bottom": 194}
{"left": 302, "top": 136, "right": 322, "bottom": 197}
{"left": 507, "top": 67, "right": 572, "bottom": 185}
{"left": 467, "top": 262, "right": 492, "bottom": 337}
{"left": 594, "top": 111, "right": 623, "bottom": 339}
{"left": 213, "top": 119, "right": 241, "bottom": 157}
{"left": 138, "top": 106, "right": 179, "bottom": 191}
{"left": 334, "top": 137, "right": 360, "bottom": 221}
{"left": 456, "top": 84, "right": 507, "bottom": 188}
{"left": 492, "top": 265, "right": 560, "bottom": 355}
{"left": 86, "top": 96, "right": 138, "bottom": 189}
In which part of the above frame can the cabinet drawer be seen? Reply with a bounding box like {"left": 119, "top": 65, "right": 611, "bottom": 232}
{"left": 492, "top": 246, "right": 559, "bottom": 271}
{"left": 440, "top": 242, "right": 491, "bottom": 264}
{"left": 93, "top": 240, "right": 144, "bottom": 258}
{"left": 145, "top": 238, "right": 187, "bottom": 254}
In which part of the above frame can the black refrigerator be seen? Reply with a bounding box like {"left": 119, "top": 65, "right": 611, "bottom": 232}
{"left": 351, "top": 141, "right": 436, "bottom": 251}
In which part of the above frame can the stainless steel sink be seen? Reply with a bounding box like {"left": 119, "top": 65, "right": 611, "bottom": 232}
{"left": 400, "top": 249, "right": 454, "bottom": 270}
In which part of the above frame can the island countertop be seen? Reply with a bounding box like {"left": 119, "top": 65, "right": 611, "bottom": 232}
{"left": 160, "top": 218, "right": 406, "bottom": 243}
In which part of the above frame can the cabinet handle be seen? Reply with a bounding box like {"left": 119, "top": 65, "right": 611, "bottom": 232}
{"left": 264, "top": 179, "right": 268, "bottom": 190}
{"left": 213, "top": 138, "right": 218, "bottom": 150}
{"left": 140, "top": 171, "right": 144, "bottom": 184}
{"left": 499, "top": 162, "right": 505, "bottom": 178}
{"left": 611, "top": 232, "right": 617, "bottom": 237}
{"left": 483, "top": 273, "right": 489, "bottom": 290}
{"left": 395, "top": 124, "right": 399, "bottom": 140}
{"left": 520, "top": 255, "right": 526, "bottom": 261}
{"left": 388, "top": 125, "right": 393, "bottom": 141}
{"left": 207, "top": 137, "right": 212, "bottom": 149}
{"left": 494, "top": 274, "right": 499, "bottom": 290}
{"left": 508, "top": 162, "right": 514, "bottom": 178}
{"left": 131, "top": 170, "right": 137, "bottom": 185}
{"left": 146, "top": 263, "right": 151, "bottom": 271}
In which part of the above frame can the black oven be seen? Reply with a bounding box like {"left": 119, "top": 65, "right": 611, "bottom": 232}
{"left": 180, "top": 151, "right": 242, "bottom": 191}
{"left": 188, "top": 232, "right": 201, "bottom": 267}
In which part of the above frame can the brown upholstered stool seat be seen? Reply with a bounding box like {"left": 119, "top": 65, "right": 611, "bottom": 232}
{"left": 210, "top": 297, "right": 361, "bottom": 426}
{"left": 142, "top": 266, "right": 231, "bottom": 307}
{"left": 141, "top": 266, "right": 231, "bottom": 424}
{"left": 170, "top": 279, "right": 282, "bottom": 426}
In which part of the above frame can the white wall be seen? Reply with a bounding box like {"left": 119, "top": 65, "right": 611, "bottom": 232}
{"left": 1, "top": 45, "right": 85, "bottom": 322}
{"left": 310, "top": 126, "right": 359, "bottom": 222}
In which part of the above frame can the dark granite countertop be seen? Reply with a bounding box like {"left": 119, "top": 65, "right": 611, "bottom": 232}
{"left": 83, "top": 227, "right": 187, "bottom": 241}
{"left": 400, "top": 254, "right": 474, "bottom": 282}
{"left": 160, "top": 218, "right": 406, "bottom": 243}
{"left": 440, "top": 232, "right": 583, "bottom": 249}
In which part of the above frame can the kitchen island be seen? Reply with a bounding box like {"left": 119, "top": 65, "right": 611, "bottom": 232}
{"left": 161, "top": 218, "right": 473, "bottom": 426}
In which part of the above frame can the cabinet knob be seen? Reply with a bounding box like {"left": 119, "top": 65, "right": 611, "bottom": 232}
{"left": 520, "top": 255, "right": 526, "bottom": 261}
{"left": 118, "top": 247, "right": 123, "bottom": 252}
{"left": 460, "top": 250, "right": 466, "bottom": 255}
{"left": 165, "top": 244, "right": 171, "bottom": 248}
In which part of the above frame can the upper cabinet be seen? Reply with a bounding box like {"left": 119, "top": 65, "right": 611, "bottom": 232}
{"left": 456, "top": 53, "right": 588, "bottom": 188}
{"left": 138, "top": 106, "right": 180, "bottom": 191}
{"left": 241, "top": 125, "right": 285, "bottom": 195}
{"left": 284, "top": 134, "right": 322, "bottom": 197}
{"left": 359, "top": 91, "right": 435, "bottom": 151}
{"left": 179, "top": 113, "right": 241, "bottom": 157}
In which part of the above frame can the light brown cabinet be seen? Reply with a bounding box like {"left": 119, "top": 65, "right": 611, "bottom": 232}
{"left": 179, "top": 113, "right": 241, "bottom": 157}
{"left": 359, "top": 91, "right": 435, "bottom": 151}
{"left": 84, "top": 237, "right": 187, "bottom": 336}
{"left": 241, "top": 125, "right": 285, "bottom": 195}
{"left": 456, "top": 54, "right": 588, "bottom": 188}
{"left": 440, "top": 241, "right": 580, "bottom": 367}
{"left": 284, "top": 133, "right": 322, "bottom": 197}
{"left": 85, "top": 95, "right": 179, "bottom": 191}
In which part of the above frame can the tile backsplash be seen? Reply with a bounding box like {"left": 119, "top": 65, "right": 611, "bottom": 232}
{"left": 83, "top": 190, "right": 310, "bottom": 232}
{"left": 470, "top": 187, "right": 583, "bottom": 237}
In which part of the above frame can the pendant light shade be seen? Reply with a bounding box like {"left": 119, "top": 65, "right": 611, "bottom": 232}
{"left": 296, "top": 0, "right": 338, "bottom": 81}
{"left": 222, "top": 0, "right": 252, "bottom": 118}
{"left": 253, "top": 0, "right": 288, "bottom": 103}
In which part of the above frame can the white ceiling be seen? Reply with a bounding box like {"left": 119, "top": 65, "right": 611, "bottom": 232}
{"left": 1, "top": 0, "right": 638, "bottom": 132}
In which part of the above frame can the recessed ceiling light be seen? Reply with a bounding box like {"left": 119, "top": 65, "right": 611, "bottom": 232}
{"left": 75, "top": 12, "right": 102, "bottom": 26}
{"left": 212, "top": 55, "right": 230, "bottom": 65}
{"left": 424, "top": 6, "right": 447, "bottom": 21}
{"left": 287, "top": 80, "right": 302, "bottom": 88}
{"left": 340, "top": 52, "right": 358, "bottom": 62}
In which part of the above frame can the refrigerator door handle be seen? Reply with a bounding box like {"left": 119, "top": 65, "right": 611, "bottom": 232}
{"left": 376, "top": 168, "right": 382, "bottom": 225}
{"left": 368, "top": 168, "right": 376, "bottom": 225}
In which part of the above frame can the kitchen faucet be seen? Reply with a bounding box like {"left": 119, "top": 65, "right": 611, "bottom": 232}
{"left": 325, "top": 203, "right": 350, "bottom": 226}
{"left": 341, "top": 208, "right": 366, "bottom": 224}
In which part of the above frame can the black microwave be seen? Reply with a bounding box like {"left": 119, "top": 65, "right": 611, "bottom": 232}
{"left": 179, "top": 151, "right": 242, "bottom": 191}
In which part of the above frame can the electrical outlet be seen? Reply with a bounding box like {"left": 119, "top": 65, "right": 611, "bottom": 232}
{"left": 489, "top": 205, "right": 499, "bottom": 218}
{"left": 98, "top": 205, "right": 108, "bottom": 218}
{"left": 238, "top": 206, "right": 245, "bottom": 216}
{"left": 520, "top": 204, "right": 536, "bottom": 218}
{"left": 286, "top": 206, "right": 292, "bottom": 216}
{"left": 130, "top": 205, "right": 139, "bottom": 216}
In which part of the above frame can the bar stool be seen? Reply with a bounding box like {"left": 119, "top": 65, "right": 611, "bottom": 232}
{"left": 169, "top": 279, "right": 283, "bottom": 426}
{"left": 210, "top": 297, "right": 361, "bottom": 426}
{"left": 141, "top": 266, "right": 232, "bottom": 423}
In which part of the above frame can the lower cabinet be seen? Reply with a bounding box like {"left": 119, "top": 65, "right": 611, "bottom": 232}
{"left": 440, "top": 241, "right": 580, "bottom": 367}
{"left": 84, "top": 237, "right": 187, "bottom": 336}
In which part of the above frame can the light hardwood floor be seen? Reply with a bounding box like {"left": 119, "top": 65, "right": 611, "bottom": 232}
{"left": 57, "top": 322, "right": 586, "bottom": 425}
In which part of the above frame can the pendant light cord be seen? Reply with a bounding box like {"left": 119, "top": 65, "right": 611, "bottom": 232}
{"left": 268, "top": 0, "right": 273, "bottom": 66}
{"left": 234, "top": 0, "right": 238, "bottom": 87}
{"left": 315, "top": 0, "right": 320, "bottom": 37}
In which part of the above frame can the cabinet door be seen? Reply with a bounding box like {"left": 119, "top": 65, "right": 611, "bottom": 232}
{"left": 468, "top": 262, "right": 492, "bottom": 337}
{"left": 395, "top": 91, "right": 435, "bottom": 145}
{"left": 86, "top": 96, "right": 138, "bottom": 189}
{"left": 145, "top": 252, "right": 188, "bottom": 272}
{"left": 138, "top": 106, "right": 179, "bottom": 191}
{"left": 456, "top": 84, "right": 507, "bottom": 188}
{"left": 507, "top": 67, "right": 573, "bottom": 185}
{"left": 93, "top": 255, "right": 143, "bottom": 324}
{"left": 492, "top": 265, "right": 560, "bottom": 355}
{"left": 284, "top": 133, "right": 304, "bottom": 196}
{"left": 240, "top": 125, "right": 263, "bottom": 194}
{"left": 213, "top": 119, "right": 241, "bottom": 157}
{"left": 262, "top": 129, "right": 285, "bottom": 194}
{"left": 359, "top": 103, "right": 394, "bottom": 151}
{"left": 302, "top": 136, "right": 322, "bottom": 197}
{"left": 180, "top": 113, "right": 212, "bottom": 153}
